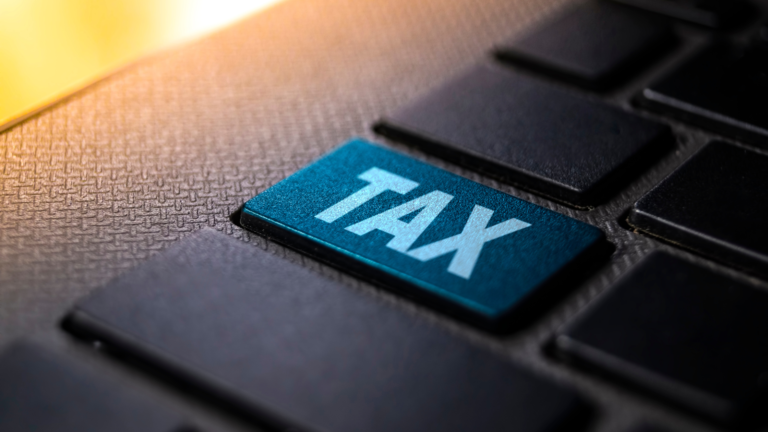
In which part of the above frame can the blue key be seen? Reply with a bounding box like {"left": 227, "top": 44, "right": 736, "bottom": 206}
{"left": 241, "top": 139, "right": 605, "bottom": 330}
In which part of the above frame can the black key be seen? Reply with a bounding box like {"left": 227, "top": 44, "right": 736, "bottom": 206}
{"left": 628, "top": 141, "right": 768, "bottom": 277}
{"left": 375, "top": 64, "right": 671, "bottom": 208}
{"left": 494, "top": 2, "right": 675, "bottom": 90}
{"left": 638, "top": 41, "right": 768, "bottom": 147}
{"left": 628, "top": 425, "right": 676, "bottom": 432}
{"left": 554, "top": 252, "right": 768, "bottom": 424}
{"left": 0, "top": 341, "right": 189, "bottom": 432}
{"left": 609, "top": 0, "right": 755, "bottom": 29}
{"left": 65, "top": 229, "right": 588, "bottom": 432}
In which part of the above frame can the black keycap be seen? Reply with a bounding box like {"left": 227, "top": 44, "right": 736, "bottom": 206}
{"left": 638, "top": 41, "right": 768, "bottom": 147}
{"left": 495, "top": 2, "right": 675, "bottom": 90}
{"left": 609, "top": 0, "right": 755, "bottom": 29}
{"left": 65, "top": 229, "right": 588, "bottom": 432}
{"left": 554, "top": 252, "right": 768, "bottom": 424}
{"left": 375, "top": 64, "right": 671, "bottom": 208}
{"left": 628, "top": 425, "right": 676, "bottom": 432}
{"left": 628, "top": 141, "right": 768, "bottom": 277}
{"left": 0, "top": 341, "right": 189, "bottom": 432}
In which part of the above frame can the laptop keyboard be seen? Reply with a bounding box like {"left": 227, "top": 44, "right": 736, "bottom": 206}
{"left": 3, "top": 0, "right": 768, "bottom": 431}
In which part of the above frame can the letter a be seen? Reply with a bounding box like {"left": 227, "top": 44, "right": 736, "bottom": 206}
{"left": 407, "top": 205, "right": 531, "bottom": 279}
{"left": 315, "top": 168, "right": 419, "bottom": 223}
{"left": 345, "top": 191, "right": 454, "bottom": 252}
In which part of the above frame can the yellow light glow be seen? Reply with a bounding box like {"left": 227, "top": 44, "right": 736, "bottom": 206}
{"left": 0, "top": 0, "right": 284, "bottom": 130}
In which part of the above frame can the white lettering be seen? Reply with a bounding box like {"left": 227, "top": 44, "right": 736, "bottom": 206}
{"left": 407, "top": 205, "right": 531, "bottom": 279}
{"left": 345, "top": 191, "right": 454, "bottom": 252}
{"left": 316, "top": 169, "right": 533, "bottom": 280}
{"left": 315, "top": 168, "right": 419, "bottom": 223}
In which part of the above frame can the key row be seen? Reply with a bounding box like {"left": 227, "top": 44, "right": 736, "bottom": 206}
{"left": 63, "top": 229, "right": 588, "bottom": 432}
{"left": 6, "top": 228, "right": 768, "bottom": 430}
{"left": 238, "top": 137, "right": 768, "bottom": 325}
{"left": 372, "top": 0, "right": 768, "bottom": 275}
{"left": 374, "top": 1, "right": 768, "bottom": 211}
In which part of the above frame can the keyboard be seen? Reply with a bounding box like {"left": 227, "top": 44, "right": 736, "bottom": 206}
{"left": 2, "top": 0, "right": 768, "bottom": 431}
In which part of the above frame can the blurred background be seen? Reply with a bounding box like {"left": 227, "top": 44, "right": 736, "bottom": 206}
{"left": 0, "top": 0, "right": 283, "bottom": 132}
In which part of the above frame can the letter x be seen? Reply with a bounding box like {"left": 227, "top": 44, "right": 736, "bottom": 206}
{"left": 407, "top": 205, "right": 531, "bottom": 279}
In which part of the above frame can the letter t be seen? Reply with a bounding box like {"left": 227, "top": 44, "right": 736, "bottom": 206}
{"left": 315, "top": 167, "right": 419, "bottom": 223}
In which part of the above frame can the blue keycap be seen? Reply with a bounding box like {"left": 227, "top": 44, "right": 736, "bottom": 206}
{"left": 241, "top": 139, "right": 605, "bottom": 329}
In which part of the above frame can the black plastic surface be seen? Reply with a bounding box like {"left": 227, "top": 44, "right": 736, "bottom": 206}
{"left": 629, "top": 425, "right": 678, "bottom": 432}
{"left": 0, "top": 341, "right": 188, "bottom": 432}
{"left": 638, "top": 41, "right": 768, "bottom": 148}
{"left": 555, "top": 252, "right": 768, "bottom": 425}
{"left": 628, "top": 141, "right": 768, "bottom": 277}
{"left": 376, "top": 64, "right": 672, "bottom": 207}
{"left": 495, "top": 2, "right": 675, "bottom": 90}
{"left": 66, "top": 229, "right": 588, "bottom": 432}
{"left": 609, "top": 0, "right": 756, "bottom": 29}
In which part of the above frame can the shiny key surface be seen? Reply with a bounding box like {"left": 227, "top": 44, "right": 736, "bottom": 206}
{"left": 375, "top": 64, "right": 671, "bottom": 207}
{"left": 495, "top": 1, "right": 675, "bottom": 90}
{"left": 555, "top": 252, "right": 768, "bottom": 424}
{"left": 240, "top": 139, "right": 606, "bottom": 329}
{"left": 66, "top": 229, "right": 588, "bottom": 432}
{"left": 0, "top": 341, "right": 188, "bottom": 432}
{"left": 628, "top": 141, "right": 768, "bottom": 277}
